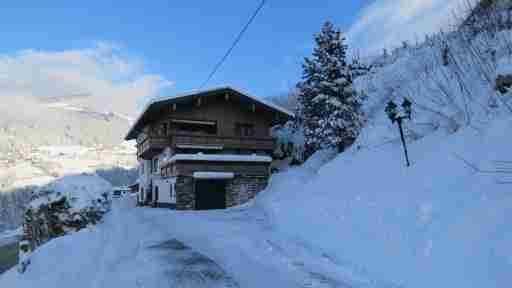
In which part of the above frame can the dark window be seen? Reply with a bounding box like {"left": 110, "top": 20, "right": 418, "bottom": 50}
{"left": 236, "top": 123, "right": 255, "bottom": 137}
{"left": 152, "top": 158, "right": 159, "bottom": 173}
{"left": 172, "top": 119, "right": 217, "bottom": 135}
{"left": 160, "top": 122, "right": 168, "bottom": 136}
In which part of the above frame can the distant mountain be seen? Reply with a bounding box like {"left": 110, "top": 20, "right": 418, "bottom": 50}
{"left": 0, "top": 97, "right": 138, "bottom": 194}
{"left": 0, "top": 99, "right": 138, "bottom": 231}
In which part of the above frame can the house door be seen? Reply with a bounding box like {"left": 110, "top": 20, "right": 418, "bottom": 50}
{"left": 195, "top": 180, "right": 226, "bottom": 210}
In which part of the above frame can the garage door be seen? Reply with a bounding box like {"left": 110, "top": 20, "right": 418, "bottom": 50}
{"left": 195, "top": 180, "right": 226, "bottom": 210}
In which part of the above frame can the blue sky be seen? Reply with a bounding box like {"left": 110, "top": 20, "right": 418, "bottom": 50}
{"left": 0, "top": 0, "right": 467, "bottom": 115}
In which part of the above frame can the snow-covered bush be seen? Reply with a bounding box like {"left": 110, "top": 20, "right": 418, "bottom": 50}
{"left": 19, "top": 174, "right": 112, "bottom": 273}
{"left": 17, "top": 240, "right": 30, "bottom": 274}
{"left": 271, "top": 121, "right": 306, "bottom": 167}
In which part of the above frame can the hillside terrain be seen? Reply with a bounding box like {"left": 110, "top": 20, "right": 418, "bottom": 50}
{"left": 0, "top": 99, "right": 137, "bottom": 233}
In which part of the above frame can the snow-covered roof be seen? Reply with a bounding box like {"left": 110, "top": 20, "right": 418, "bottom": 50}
{"left": 125, "top": 86, "right": 294, "bottom": 140}
{"left": 162, "top": 153, "right": 272, "bottom": 166}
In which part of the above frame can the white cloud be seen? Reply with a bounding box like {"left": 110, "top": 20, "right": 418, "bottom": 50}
{"left": 346, "top": 0, "right": 473, "bottom": 56}
{"left": 0, "top": 42, "right": 172, "bottom": 117}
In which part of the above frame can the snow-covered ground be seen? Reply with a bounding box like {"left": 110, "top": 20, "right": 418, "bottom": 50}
{"left": 3, "top": 115, "right": 511, "bottom": 287}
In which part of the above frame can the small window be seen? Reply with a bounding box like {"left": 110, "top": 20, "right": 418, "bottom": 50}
{"left": 160, "top": 122, "right": 168, "bottom": 136}
{"left": 152, "top": 158, "right": 159, "bottom": 173}
{"left": 236, "top": 123, "right": 255, "bottom": 137}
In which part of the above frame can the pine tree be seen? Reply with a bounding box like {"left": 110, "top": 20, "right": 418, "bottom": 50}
{"left": 296, "top": 21, "right": 365, "bottom": 153}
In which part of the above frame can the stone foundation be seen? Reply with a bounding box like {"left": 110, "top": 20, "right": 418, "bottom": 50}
{"left": 174, "top": 176, "right": 268, "bottom": 210}
{"left": 176, "top": 176, "right": 195, "bottom": 210}
{"left": 226, "top": 177, "right": 267, "bottom": 207}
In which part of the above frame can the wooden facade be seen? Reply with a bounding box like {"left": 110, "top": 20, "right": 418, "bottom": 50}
{"left": 133, "top": 91, "right": 284, "bottom": 160}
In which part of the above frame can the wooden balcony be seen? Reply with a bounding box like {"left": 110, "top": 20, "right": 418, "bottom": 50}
{"left": 137, "top": 137, "right": 169, "bottom": 159}
{"left": 137, "top": 133, "right": 275, "bottom": 159}
{"left": 170, "top": 133, "right": 275, "bottom": 151}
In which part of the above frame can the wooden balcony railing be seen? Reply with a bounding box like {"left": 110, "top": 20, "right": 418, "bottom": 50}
{"left": 137, "top": 137, "right": 169, "bottom": 159}
{"left": 170, "top": 133, "right": 275, "bottom": 151}
{"left": 137, "top": 133, "right": 275, "bottom": 159}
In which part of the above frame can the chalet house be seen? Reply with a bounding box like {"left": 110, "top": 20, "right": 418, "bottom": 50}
{"left": 124, "top": 87, "right": 293, "bottom": 210}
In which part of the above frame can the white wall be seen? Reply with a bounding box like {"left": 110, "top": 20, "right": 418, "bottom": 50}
{"left": 153, "top": 178, "right": 176, "bottom": 204}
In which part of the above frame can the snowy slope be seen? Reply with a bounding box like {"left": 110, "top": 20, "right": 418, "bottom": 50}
{"left": 258, "top": 119, "right": 512, "bottom": 288}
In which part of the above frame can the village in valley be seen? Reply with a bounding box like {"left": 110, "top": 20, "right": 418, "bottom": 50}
{"left": 1, "top": 0, "right": 512, "bottom": 287}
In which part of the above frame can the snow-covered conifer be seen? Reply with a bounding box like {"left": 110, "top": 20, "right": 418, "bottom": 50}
{"left": 296, "top": 21, "right": 365, "bottom": 152}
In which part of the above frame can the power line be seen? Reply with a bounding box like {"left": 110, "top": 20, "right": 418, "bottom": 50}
{"left": 199, "top": 0, "right": 267, "bottom": 89}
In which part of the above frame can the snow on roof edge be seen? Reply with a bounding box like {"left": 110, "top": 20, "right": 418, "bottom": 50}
{"left": 162, "top": 153, "right": 273, "bottom": 166}
{"left": 125, "top": 86, "right": 294, "bottom": 140}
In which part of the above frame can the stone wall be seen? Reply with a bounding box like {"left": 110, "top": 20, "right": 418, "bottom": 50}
{"left": 226, "top": 177, "right": 267, "bottom": 208}
{"left": 175, "top": 176, "right": 195, "bottom": 210}
{"left": 174, "top": 175, "right": 267, "bottom": 210}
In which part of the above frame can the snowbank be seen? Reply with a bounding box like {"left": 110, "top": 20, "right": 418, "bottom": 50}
{"left": 256, "top": 116, "right": 512, "bottom": 288}
{"left": 30, "top": 174, "right": 112, "bottom": 212}
{"left": 23, "top": 174, "right": 113, "bottom": 257}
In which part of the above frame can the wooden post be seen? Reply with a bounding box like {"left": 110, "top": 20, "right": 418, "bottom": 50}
{"left": 397, "top": 118, "right": 410, "bottom": 167}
